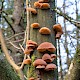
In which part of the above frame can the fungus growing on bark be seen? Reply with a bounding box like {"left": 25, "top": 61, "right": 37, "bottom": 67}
{"left": 24, "top": 48, "right": 33, "bottom": 55}
{"left": 37, "top": 42, "right": 56, "bottom": 53}
{"left": 34, "top": 1, "right": 41, "bottom": 8}
{"left": 29, "top": 77, "right": 35, "bottom": 80}
{"left": 33, "top": 59, "right": 47, "bottom": 69}
{"left": 53, "top": 24, "right": 63, "bottom": 39}
{"left": 27, "top": 7, "right": 37, "bottom": 14}
{"left": 36, "top": 65, "right": 45, "bottom": 69}
{"left": 45, "top": 63, "right": 57, "bottom": 71}
{"left": 42, "top": 53, "right": 52, "bottom": 63}
{"left": 23, "top": 59, "right": 31, "bottom": 64}
{"left": 26, "top": 40, "right": 38, "bottom": 49}
{"left": 39, "top": 27, "right": 51, "bottom": 35}
{"left": 40, "top": 3, "right": 50, "bottom": 9}
{"left": 50, "top": 54, "right": 57, "bottom": 61}
{"left": 31, "top": 23, "right": 40, "bottom": 29}
{"left": 38, "top": 0, "right": 49, "bottom": 3}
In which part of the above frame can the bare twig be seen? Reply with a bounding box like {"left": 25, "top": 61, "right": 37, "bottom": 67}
{"left": 2, "top": 16, "right": 15, "bottom": 33}
{"left": 54, "top": 8, "right": 80, "bottom": 29}
{"left": 6, "top": 32, "right": 24, "bottom": 40}
{"left": 20, "top": 0, "right": 30, "bottom": 69}
{"left": 7, "top": 39, "right": 24, "bottom": 43}
{"left": 9, "top": 41, "right": 21, "bottom": 49}
{"left": 19, "top": 44, "right": 25, "bottom": 52}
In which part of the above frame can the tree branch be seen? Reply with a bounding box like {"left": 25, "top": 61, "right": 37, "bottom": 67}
{"left": 2, "top": 15, "right": 15, "bottom": 33}
{"left": 0, "top": 29, "right": 24, "bottom": 80}
{"left": 54, "top": 8, "right": 80, "bottom": 29}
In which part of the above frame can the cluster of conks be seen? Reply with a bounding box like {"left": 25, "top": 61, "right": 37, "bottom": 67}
{"left": 53, "top": 24, "right": 63, "bottom": 39}
{"left": 32, "top": 42, "right": 57, "bottom": 71}
{"left": 34, "top": 1, "right": 50, "bottom": 9}
{"left": 23, "top": 40, "right": 38, "bottom": 65}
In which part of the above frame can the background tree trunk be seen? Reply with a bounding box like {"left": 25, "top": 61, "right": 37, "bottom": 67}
{"left": 64, "top": 46, "right": 80, "bottom": 80}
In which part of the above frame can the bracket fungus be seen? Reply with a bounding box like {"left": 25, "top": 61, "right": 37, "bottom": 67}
{"left": 26, "top": 40, "right": 38, "bottom": 49}
{"left": 31, "top": 23, "right": 40, "bottom": 29}
{"left": 40, "top": 3, "right": 50, "bottom": 9}
{"left": 29, "top": 77, "right": 35, "bottom": 80}
{"left": 39, "top": 27, "right": 51, "bottom": 35}
{"left": 50, "top": 54, "right": 57, "bottom": 61}
{"left": 23, "top": 59, "right": 31, "bottom": 64}
{"left": 42, "top": 53, "right": 52, "bottom": 63}
{"left": 45, "top": 63, "right": 57, "bottom": 71}
{"left": 37, "top": 42, "right": 56, "bottom": 53}
{"left": 53, "top": 24, "right": 63, "bottom": 39}
{"left": 24, "top": 48, "right": 33, "bottom": 55}
{"left": 33, "top": 59, "right": 47, "bottom": 69}
{"left": 27, "top": 7, "right": 37, "bottom": 14}
{"left": 38, "top": 0, "right": 49, "bottom": 3}
{"left": 34, "top": 1, "right": 41, "bottom": 8}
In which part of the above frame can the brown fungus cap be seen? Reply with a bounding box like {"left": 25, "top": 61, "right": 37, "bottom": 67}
{"left": 42, "top": 53, "right": 52, "bottom": 63}
{"left": 27, "top": 44, "right": 36, "bottom": 50}
{"left": 53, "top": 24, "right": 63, "bottom": 39}
{"left": 27, "top": 7, "right": 37, "bottom": 14}
{"left": 34, "top": 1, "right": 41, "bottom": 8}
{"left": 23, "top": 59, "right": 31, "bottom": 64}
{"left": 50, "top": 54, "right": 57, "bottom": 61}
{"left": 45, "top": 63, "right": 57, "bottom": 71}
{"left": 39, "top": 27, "right": 51, "bottom": 35}
{"left": 40, "top": 3, "right": 50, "bottom": 9}
{"left": 26, "top": 40, "right": 38, "bottom": 48}
{"left": 29, "top": 77, "right": 35, "bottom": 80}
{"left": 38, "top": 0, "right": 49, "bottom": 3}
{"left": 36, "top": 65, "right": 45, "bottom": 69}
{"left": 37, "top": 42, "right": 56, "bottom": 52}
{"left": 33, "top": 59, "right": 47, "bottom": 67}
{"left": 24, "top": 48, "right": 33, "bottom": 55}
{"left": 56, "top": 32, "right": 63, "bottom": 39}
{"left": 53, "top": 24, "right": 63, "bottom": 32}
{"left": 31, "top": 23, "right": 40, "bottom": 28}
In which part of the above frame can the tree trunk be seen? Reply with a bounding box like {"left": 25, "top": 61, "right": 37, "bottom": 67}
{"left": 64, "top": 46, "right": 80, "bottom": 80}
{"left": 0, "top": 54, "right": 20, "bottom": 80}
{"left": 26, "top": 0, "right": 58, "bottom": 80}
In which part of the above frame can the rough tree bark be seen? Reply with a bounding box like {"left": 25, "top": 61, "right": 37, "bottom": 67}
{"left": 26, "top": 0, "right": 58, "bottom": 80}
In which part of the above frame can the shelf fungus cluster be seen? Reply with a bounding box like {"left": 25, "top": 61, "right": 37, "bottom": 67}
{"left": 23, "top": 40, "right": 38, "bottom": 65}
{"left": 53, "top": 24, "right": 63, "bottom": 39}
{"left": 25, "top": 0, "right": 63, "bottom": 79}
{"left": 34, "top": 0, "right": 50, "bottom": 9}
{"left": 32, "top": 42, "right": 57, "bottom": 71}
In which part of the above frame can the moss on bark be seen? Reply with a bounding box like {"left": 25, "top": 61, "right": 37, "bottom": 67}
{"left": 0, "top": 54, "right": 20, "bottom": 80}
{"left": 64, "top": 46, "right": 80, "bottom": 80}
